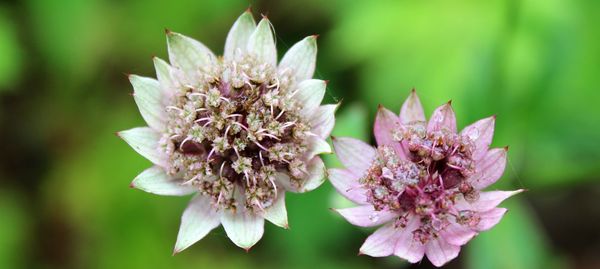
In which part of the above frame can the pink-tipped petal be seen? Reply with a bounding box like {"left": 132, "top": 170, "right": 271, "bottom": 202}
{"left": 457, "top": 190, "right": 524, "bottom": 212}
{"left": 263, "top": 192, "right": 288, "bottom": 229}
{"left": 359, "top": 223, "right": 399, "bottom": 257}
{"left": 400, "top": 90, "right": 426, "bottom": 125}
{"left": 310, "top": 104, "right": 338, "bottom": 139}
{"left": 332, "top": 137, "right": 377, "bottom": 176}
{"left": 131, "top": 166, "right": 196, "bottom": 196}
{"left": 328, "top": 168, "right": 367, "bottom": 204}
{"left": 374, "top": 106, "right": 406, "bottom": 158}
{"left": 460, "top": 116, "right": 495, "bottom": 161}
{"left": 440, "top": 222, "right": 477, "bottom": 246}
{"left": 221, "top": 207, "right": 265, "bottom": 250}
{"left": 334, "top": 205, "right": 398, "bottom": 227}
{"left": 476, "top": 208, "right": 508, "bottom": 231}
{"left": 173, "top": 195, "right": 221, "bottom": 254}
{"left": 470, "top": 148, "right": 507, "bottom": 190}
{"left": 393, "top": 215, "right": 426, "bottom": 263}
{"left": 425, "top": 237, "right": 461, "bottom": 267}
{"left": 427, "top": 103, "right": 457, "bottom": 133}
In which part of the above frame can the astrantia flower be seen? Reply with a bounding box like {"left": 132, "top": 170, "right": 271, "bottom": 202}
{"left": 330, "top": 90, "right": 522, "bottom": 267}
{"left": 118, "top": 11, "right": 335, "bottom": 252}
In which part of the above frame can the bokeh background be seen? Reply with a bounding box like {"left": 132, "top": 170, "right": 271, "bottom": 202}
{"left": 1, "top": 0, "right": 599, "bottom": 268}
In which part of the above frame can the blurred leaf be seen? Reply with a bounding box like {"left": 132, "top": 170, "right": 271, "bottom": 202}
{"left": 0, "top": 9, "right": 23, "bottom": 91}
{"left": 0, "top": 190, "right": 29, "bottom": 269}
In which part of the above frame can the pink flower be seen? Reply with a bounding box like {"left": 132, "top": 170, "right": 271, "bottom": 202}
{"left": 330, "top": 90, "right": 522, "bottom": 267}
{"left": 118, "top": 11, "right": 335, "bottom": 252}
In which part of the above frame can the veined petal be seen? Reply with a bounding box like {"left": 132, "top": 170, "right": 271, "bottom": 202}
{"left": 374, "top": 106, "right": 405, "bottom": 158}
{"left": 393, "top": 215, "right": 426, "bottom": 263}
{"left": 153, "top": 56, "right": 177, "bottom": 95}
{"left": 278, "top": 35, "right": 317, "bottom": 82}
{"left": 461, "top": 116, "right": 495, "bottom": 161}
{"left": 427, "top": 102, "right": 456, "bottom": 133}
{"left": 294, "top": 79, "right": 326, "bottom": 119}
{"left": 440, "top": 222, "right": 477, "bottom": 246}
{"left": 221, "top": 207, "right": 265, "bottom": 250}
{"left": 359, "top": 223, "right": 398, "bottom": 257}
{"left": 275, "top": 157, "right": 325, "bottom": 193}
{"left": 129, "top": 75, "right": 165, "bottom": 131}
{"left": 328, "top": 168, "right": 367, "bottom": 204}
{"left": 332, "top": 137, "right": 377, "bottom": 176}
{"left": 247, "top": 18, "right": 277, "bottom": 67}
{"left": 334, "top": 205, "right": 397, "bottom": 227}
{"left": 262, "top": 191, "right": 288, "bottom": 228}
{"left": 305, "top": 136, "right": 331, "bottom": 160}
{"left": 400, "top": 90, "right": 426, "bottom": 125}
{"left": 309, "top": 104, "right": 338, "bottom": 139}
{"left": 476, "top": 208, "right": 507, "bottom": 231}
{"left": 173, "top": 195, "right": 220, "bottom": 254}
{"left": 470, "top": 147, "right": 507, "bottom": 190}
{"left": 456, "top": 190, "right": 524, "bottom": 212}
{"left": 224, "top": 11, "right": 256, "bottom": 61}
{"left": 425, "top": 237, "right": 460, "bottom": 267}
{"left": 167, "top": 31, "right": 216, "bottom": 80}
{"left": 118, "top": 127, "right": 165, "bottom": 166}
{"left": 131, "top": 166, "right": 195, "bottom": 196}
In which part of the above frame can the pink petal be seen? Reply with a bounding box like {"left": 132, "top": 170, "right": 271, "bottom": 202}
{"left": 173, "top": 195, "right": 221, "bottom": 254}
{"left": 476, "top": 208, "right": 508, "bottom": 231}
{"left": 328, "top": 168, "right": 367, "bottom": 204}
{"left": 334, "top": 205, "right": 398, "bottom": 227}
{"left": 399, "top": 90, "right": 426, "bottom": 125}
{"left": 393, "top": 215, "right": 426, "bottom": 263}
{"left": 427, "top": 102, "right": 456, "bottom": 134}
{"left": 470, "top": 148, "right": 507, "bottom": 190}
{"left": 332, "top": 137, "right": 377, "bottom": 176}
{"left": 456, "top": 190, "right": 524, "bottom": 212}
{"left": 460, "top": 116, "right": 495, "bottom": 161}
{"left": 425, "top": 237, "right": 461, "bottom": 267}
{"left": 440, "top": 221, "right": 477, "bottom": 246}
{"left": 374, "top": 106, "right": 406, "bottom": 158}
{"left": 359, "top": 223, "right": 398, "bottom": 257}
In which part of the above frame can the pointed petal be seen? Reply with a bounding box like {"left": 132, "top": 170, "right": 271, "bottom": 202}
{"left": 334, "top": 205, "right": 397, "bottom": 227}
{"left": 276, "top": 157, "right": 325, "bottom": 193}
{"left": 328, "top": 168, "right": 367, "bottom": 204}
{"left": 476, "top": 208, "right": 507, "bottom": 231}
{"left": 461, "top": 116, "right": 495, "bottom": 161}
{"left": 247, "top": 18, "right": 276, "bottom": 66}
{"left": 224, "top": 11, "right": 256, "bottom": 61}
{"left": 427, "top": 103, "right": 456, "bottom": 133}
{"left": 309, "top": 104, "right": 338, "bottom": 139}
{"left": 374, "top": 106, "right": 405, "bottom": 158}
{"left": 118, "top": 127, "right": 165, "bottom": 166}
{"left": 456, "top": 190, "right": 524, "bottom": 212}
{"left": 305, "top": 136, "right": 331, "bottom": 160}
{"left": 440, "top": 222, "right": 477, "bottom": 246}
{"left": 221, "top": 208, "right": 264, "bottom": 250}
{"left": 131, "top": 166, "right": 196, "bottom": 196}
{"left": 173, "top": 195, "right": 220, "bottom": 253}
{"left": 278, "top": 35, "right": 317, "bottom": 82}
{"left": 400, "top": 90, "right": 426, "bottom": 125}
{"left": 294, "top": 79, "right": 326, "bottom": 119}
{"left": 167, "top": 31, "right": 216, "bottom": 80}
{"left": 359, "top": 223, "right": 398, "bottom": 257}
{"left": 470, "top": 148, "right": 507, "bottom": 190}
{"left": 425, "top": 237, "right": 461, "bottom": 267}
{"left": 332, "top": 137, "right": 377, "bottom": 176}
{"left": 153, "top": 57, "right": 177, "bottom": 94}
{"left": 394, "top": 215, "right": 426, "bottom": 263}
{"left": 263, "top": 192, "right": 288, "bottom": 228}
{"left": 129, "top": 75, "right": 165, "bottom": 131}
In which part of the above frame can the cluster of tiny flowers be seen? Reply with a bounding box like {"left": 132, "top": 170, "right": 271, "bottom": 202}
{"left": 159, "top": 54, "right": 310, "bottom": 213}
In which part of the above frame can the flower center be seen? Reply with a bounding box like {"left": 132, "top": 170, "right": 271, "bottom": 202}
{"left": 360, "top": 123, "right": 481, "bottom": 243}
{"left": 160, "top": 55, "right": 311, "bottom": 212}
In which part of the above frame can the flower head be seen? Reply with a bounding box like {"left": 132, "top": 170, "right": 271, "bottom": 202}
{"left": 119, "top": 11, "right": 336, "bottom": 252}
{"left": 330, "top": 90, "right": 522, "bottom": 267}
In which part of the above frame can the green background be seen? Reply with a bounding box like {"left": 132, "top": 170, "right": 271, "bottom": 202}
{"left": 0, "top": 0, "right": 598, "bottom": 268}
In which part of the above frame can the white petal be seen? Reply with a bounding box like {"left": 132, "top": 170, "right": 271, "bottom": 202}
{"left": 310, "top": 104, "right": 338, "bottom": 139}
{"left": 129, "top": 75, "right": 165, "bottom": 131}
{"left": 131, "top": 166, "right": 196, "bottom": 196}
{"left": 247, "top": 18, "right": 276, "bottom": 67}
{"left": 424, "top": 237, "right": 461, "bottom": 267}
{"left": 332, "top": 137, "right": 377, "bottom": 176}
{"left": 294, "top": 79, "right": 326, "bottom": 119}
{"left": 262, "top": 192, "right": 288, "bottom": 228}
{"left": 118, "top": 127, "right": 165, "bottom": 166}
{"left": 305, "top": 136, "right": 331, "bottom": 160}
{"left": 328, "top": 168, "right": 367, "bottom": 204}
{"left": 221, "top": 208, "right": 264, "bottom": 250}
{"left": 301, "top": 157, "right": 327, "bottom": 192}
{"left": 153, "top": 56, "right": 177, "bottom": 95}
{"left": 334, "top": 205, "right": 397, "bottom": 227}
{"left": 167, "top": 31, "right": 216, "bottom": 80}
{"left": 224, "top": 11, "right": 256, "bottom": 61}
{"left": 278, "top": 35, "right": 317, "bottom": 82}
{"left": 173, "top": 195, "right": 220, "bottom": 253}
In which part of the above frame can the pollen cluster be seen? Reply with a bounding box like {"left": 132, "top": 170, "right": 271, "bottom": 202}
{"left": 360, "top": 123, "right": 481, "bottom": 244}
{"left": 159, "top": 54, "right": 311, "bottom": 212}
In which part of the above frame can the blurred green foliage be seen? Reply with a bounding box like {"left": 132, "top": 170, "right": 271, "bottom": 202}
{"left": 1, "top": 0, "right": 599, "bottom": 268}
